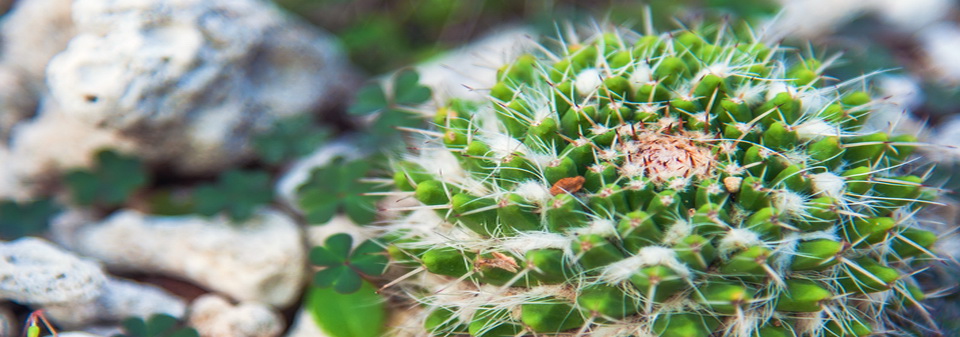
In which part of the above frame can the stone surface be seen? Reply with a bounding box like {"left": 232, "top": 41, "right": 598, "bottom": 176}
{"left": 189, "top": 294, "right": 283, "bottom": 337}
{"left": 42, "top": 277, "right": 187, "bottom": 329}
{"left": 72, "top": 208, "right": 306, "bottom": 307}
{"left": 0, "top": 237, "right": 106, "bottom": 305}
{"left": 0, "top": 305, "right": 14, "bottom": 337}
{"left": 40, "top": 0, "right": 355, "bottom": 174}
{"left": 415, "top": 27, "right": 536, "bottom": 102}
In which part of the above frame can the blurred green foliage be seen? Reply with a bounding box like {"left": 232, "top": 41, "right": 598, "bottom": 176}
{"left": 275, "top": 0, "right": 778, "bottom": 74}
{"left": 296, "top": 156, "right": 388, "bottom": 225}
{"left": 253, "top": 115, "right": 330, "bottom": 165}
{"left": 65, "top": 150, "right": 148, "bottom": 208}
{"left": 310, "top": 233, "right": 388, "bottom": 294}
{"left": 114, "top": 314, "right": 199, "bottom": 337}
{"left": 0, "top": 198, "right": 60, "bottom": 240}
{"left": 193, "top": 169, "right": 275, "bottom": 222}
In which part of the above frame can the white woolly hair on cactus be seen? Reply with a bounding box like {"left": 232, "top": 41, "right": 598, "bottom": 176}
{"left": 376, "top": 17, "right": 943, "bottom": 337}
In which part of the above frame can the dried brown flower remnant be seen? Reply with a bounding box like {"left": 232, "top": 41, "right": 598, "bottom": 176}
{"left": 622, "top": 131, "right": 715, "bottom": 185}
{"left": 475, "top": 251, "right": 520, "bottom": 272}
{"left": 550, "top": 176, "right": 585, "bottom": 195}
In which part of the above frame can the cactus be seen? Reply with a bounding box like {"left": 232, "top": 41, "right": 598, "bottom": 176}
{"left": 379, "top": 26, "right": 940, "bottom": 337}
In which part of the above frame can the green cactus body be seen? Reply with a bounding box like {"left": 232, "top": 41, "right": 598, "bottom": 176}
{"left": 381, "top": 27, "right": 938, "bottom": 337}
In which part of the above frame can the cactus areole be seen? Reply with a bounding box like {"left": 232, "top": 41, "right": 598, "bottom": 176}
{"left": 383, "top": 26, "right": 938, "bottom": 337}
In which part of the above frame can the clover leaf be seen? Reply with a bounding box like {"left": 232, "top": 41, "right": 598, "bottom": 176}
{"left": 113, "top": 313, "right": 198, "bottom": 337}
{"left": 64, "top": 149, "right": 148, "bottom": 207}
{"left": 253, "top": 115, "right": 329, "bottom": 165}
{"left": 193, "top": 169, "right": 274, "bottom": 222}
{"left": 0, "top": 198, "right": 60, "bottom": 240}
{"left": 347, "top": 69, "right": 432, "bottom": 143}
{"left": 311, "top": 233, "right": 388, "bottom": 294}
{"left": 296, "top": 157, "right": 388, "bottom": 225}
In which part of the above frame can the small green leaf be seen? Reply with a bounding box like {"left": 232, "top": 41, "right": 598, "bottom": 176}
{"left": 333, "top": 268, "right": 363, "bottom": 294}
{"left": 306, "top": 282, "right": 385, "bottom": 337}
{"left": 191, "top": 170, "right": 275, "bottom": 223}
{"left": 349, "top": 83, "right": 389, "bottom": 115}
{"left": 253, "top": 115, "right": 329, "bottom": 164}
{"left": 393, "top": 69, "right": 432, "bottom": 106}
{"left": 296, "top": 157, "right": 388, "bottom": 225}
{"left": 114, "top": 314, "right": 198, "bottom": 337}
{"left": 0, "top": 198, "right": 60, "bottom": 240}
{"left": 64, "top": 149, "right": 148, "bottom": 207}
{"left": 349, "top": 240, "right": 388, "bottom": 276}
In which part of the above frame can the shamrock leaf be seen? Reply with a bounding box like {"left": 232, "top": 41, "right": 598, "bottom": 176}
{"left": 393, "top": 69, "right": 432, "bottom": 106}
{"left": 65, "top": 149, "right": 148, "bottom": 207}
{"left": 348, "top": 83, "right": 389, "bottom": 116}
{"left": 114, "top": 313, "right": 198, "bottom": 337}
{"left": 253, "top": 115, "right": 329, "bottom": 164}
{"left": 193, "top": 170, "right": 274, "bottom": 222}
{"left": 347, "top": 69, "right": 432, "bottom": 145}
{"left": 296, "top": 157, "right": 388, "bottom": 225}
{"left": 0, "top": 198, "right": 60, "bottom": 240}
{"left": 310, "top": 233, "right": 388, "bottom": 294}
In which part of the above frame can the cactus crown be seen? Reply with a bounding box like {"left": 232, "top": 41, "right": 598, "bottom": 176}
{"left": 383, "top": 25, "right": 938, "bottom": 337}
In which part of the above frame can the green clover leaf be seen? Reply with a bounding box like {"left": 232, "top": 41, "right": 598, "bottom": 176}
{"left": 296, "top": 157, "right": 388, "bottom": 225}
{"left": 393, "top": 69, "right": 432, "bottom": 106}
{"left": 64, "top": 149, "right": 148, "bottom": 207}
{"left": 193, "top": 170, "right": 274, "bottom": 222}
{"left": 114, "top": 314, "right": 198, "bottom": 337}
{"left": 0, "top": 198, "right": 60, "bottom": 240}
{"left": 310, "top": 233, "right": 388, "bottom": 294}
{"left": 347, "top": 69, "right": 432, "bottom": 145}
{"left": 253, "top": 115, "right": 329, "bottom": 165}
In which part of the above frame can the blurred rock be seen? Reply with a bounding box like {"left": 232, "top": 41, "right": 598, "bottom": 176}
{"left": 54, "top": 333, "right": 105, "bottom": 337}
{"left": 71, "top": 209, "right": 306, "bottom": 307}
{"left": 0, "top": 0, "right": 357, "bottom": 197}
{"left": 0, "top": 0, "right": 75, "bottom": 87}
{"left": 189, "top": 294, "right": 283, "bottom": 337}
{"left": 42, "top": 0, "right": 354, "bottom": 174}
{"left": 415, "top": 27, "right": 536, "bottom": 102}
{"left": 42, "top": 277, "right": 186, "bottom": 329}
{"left": 0, "top": 305, "right": 14, "bottom": 337}
{"left": 0, "top": 237, "right": 105, "bottom": 305}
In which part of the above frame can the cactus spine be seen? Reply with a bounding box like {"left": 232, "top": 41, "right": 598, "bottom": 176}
{"left": 381, "top": 25, "right": 939, "bottom": 337}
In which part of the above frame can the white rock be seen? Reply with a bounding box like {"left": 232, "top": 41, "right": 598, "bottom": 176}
{"left": 41, "top": 277, "right": 186, "bottom": 329}
{"left": 50, "top": 333, "right": 105, "bottom": 337}
{"left": 37, "top": 0, "right": 354, "bottom": 174}
{"left": 0, "top": 0, "right": 75, "bottom": 88}
{"left": 0, "top": 237, "right": 106, "bottom": 305}
{"left": 4, "top": 105, "right": 136, "bottom": 188}
{"left": 920, "top": 23, "right": 960, "bottom": 85}
{"left": 72, "top": 208, "right": 306, "bottom": 307}
{"left": 0, "top": 305, "right": 15, "bottom": 337}
{"left": 189, "top": 294, "right": 283, "bottom": 337}
{"left": 415, "top": 27, "right": 536, "bottom": 102}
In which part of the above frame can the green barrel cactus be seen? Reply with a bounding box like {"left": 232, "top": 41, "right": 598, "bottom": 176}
{"left": 380, "top": 26, "right": 940, "bottom": 337}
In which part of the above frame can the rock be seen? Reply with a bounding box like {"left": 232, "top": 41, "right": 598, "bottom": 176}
{"left": 41, "top": 277, "right": 187, "bottom": 329}
{"left": 284, "top": 308, "right": 327, "bottom": 337}
{"left": 49, "top": 332, "right": 105, "bottom": 337}
{"left": 0, "top": 0, "right": 75, "bottom": 89}
{"left": 189, "top": 294, "right": 283, "bottom": 337}
{"left": 415, "top": 27, "right": 536, "bottom": 102}
{"left": 0, "top": 237, "right": 105, "bottom": 305}
{"left": 4, "top": 106, "right": 136, "bottom": 190}
{"left": 0, "top": 305, "right": 15, "bottom": 337}
{"left": 38, "top": 0, "right": 355, "bottom": 174}
{"left": 72, "top": 208, "right": 306, "bottom": 307}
